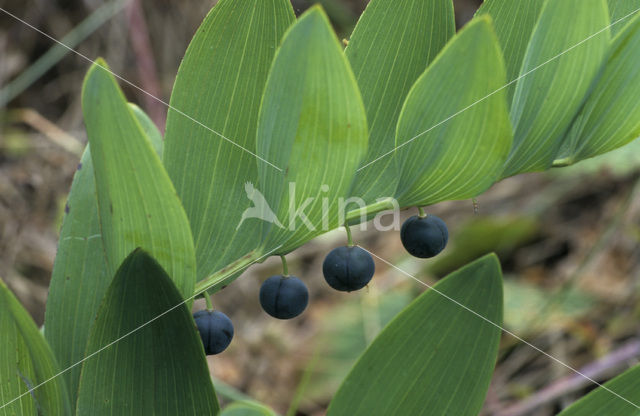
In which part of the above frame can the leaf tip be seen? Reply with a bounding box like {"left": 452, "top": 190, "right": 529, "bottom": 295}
{"left": 94, "top": 57, "right": 109, "bottom": 68}
{"left": 463, "top": 14, "right": 498, "bottom": 41}
{"left": 81, "top": 58, "right": 114, "bottom": 111}
{"left": 476, "top": 252, "right": 503, "bottom": 273}
{"left": 84, "top": 57, "right": 110, "bottom": 83}
{"left": 298, "top": 3, "right": 332, "bottom": 30}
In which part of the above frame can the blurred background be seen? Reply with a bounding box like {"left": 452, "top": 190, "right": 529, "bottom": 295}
{"left": 1, "top": 0, "right": 639, "bottom": 415}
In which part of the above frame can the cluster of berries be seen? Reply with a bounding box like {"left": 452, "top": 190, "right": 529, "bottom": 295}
{"left": 194, "top": 213, "right": 448, "bottom": 355}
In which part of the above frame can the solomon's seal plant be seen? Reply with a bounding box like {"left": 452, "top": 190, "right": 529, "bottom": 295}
{"left": 3, "top": 0, "right": 640, "bottom": 414}
{"left": 322, "top": 245, "right": 376, "bottom": 292}
{"left": 259, "top": 255, "right": 309, "bottom": 320}
{"left": 400, "top": 211, "right": 449, "bottom": 258}
{"left": 322, "top": 226, "right": 376, "bottom": 292}
{"left": 193, "top": 292, "right": 234, "bottom": 355}
{"left": 193, "top": 310, "right": 234, "bottom": 355}
{"left": 259, "top": 276, "right": 309, "bottom": 320}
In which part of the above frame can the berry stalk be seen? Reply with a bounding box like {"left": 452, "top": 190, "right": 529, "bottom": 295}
{"left": 194, "top": 197, "right": 398, "bottom": 298}
{"left": 345, "top": 225, "right": 354, "bottom": 247}
{"left": 204, "top": 291, "right": 214, "bottom": 311}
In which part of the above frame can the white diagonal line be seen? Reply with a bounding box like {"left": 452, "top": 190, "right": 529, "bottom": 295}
{"left": 3, "top": 1, "right": 640, "bottom": 411}
{"left": 357, "top": 6, "right": 640, "bottom": 173}
{"left": 362, "top": 247, "right": 640, "bottom": 411}
{"left": 0, "top": 6, "right": 284, "bottom": 172}
{"left": 0, "top": 245, "right": 282, "bottom": 410}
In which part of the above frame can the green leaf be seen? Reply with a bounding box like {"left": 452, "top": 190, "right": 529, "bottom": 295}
{"left": 81, "top": 59, "right": 196, "bottom": 299}
{"left": 163, "top": 0, "right": 295, "bottom": 280}
{"left": 221, "top": 401, "right": 276, "bottom": 416}
{"left": 608, "top": 0, "right": 640, "bottom": 36}
{"left": 502, "top": 0, "right": 610, "bottom": 177}
{"left": 257, "top": 6, "right": 368, "bottom": 254}
{"left": 558, "top": 364, "right": 640, "bottom": 415}
{"left": 45, "top": 104, "right": 163, "bottom": 408}
{"left": 394, "top": 17, "right": 512, "bottom": 207}
{"left": 75, "top": 249, "right": 219, "bottom": 415}
{"left": 557, "top": 13, "right": 640, "bottom": 165}
{"left": 306, "top": 290, "right": 412, "bottom": 403}
{"left": 346, "top": 0, "right": 454, "bottom": 203}
{"left": 555, "top": 135, "right": 640, "bottom": 177}
{"left": 129, "top": 103, "right": 162, "bottom": 157}
{"left": 44, "top": 147, "right": 108, "bottom": 409}
{"left": 327, "top": 254, "right": 503, "bottom": 416}
{"left": 475, "top": 0, "right": 546, "bottom": 105}
{"left": 0, "top": 279, "right": 71, "bottom": 415}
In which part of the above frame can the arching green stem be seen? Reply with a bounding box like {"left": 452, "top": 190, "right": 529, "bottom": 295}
{"left": 418, "top": 206, "right": 426, "bottom": 218}
{"left": 345, "top": 197, "right": 396, "bottom": 223}
{"left": 551, "top": 157, "right": 573, "bottom": 167}
{"left": 281, "top": 254, "right": 289, "bottom": 277}
{"left": 194, "top": 249, "right": 264, "bottom": 296}
{"left": 193, "top": 198, "right": 400, "bottom": 298}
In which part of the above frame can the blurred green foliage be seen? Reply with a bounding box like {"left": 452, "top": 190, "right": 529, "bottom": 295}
{"left": 504, "top": 280, "right": 595, "bottom": 334}
{"left": 303, "top": 290, "right": 413, "bottom": 404}
{"left": 428, "top": 216, "right": 539, "bottom": 277}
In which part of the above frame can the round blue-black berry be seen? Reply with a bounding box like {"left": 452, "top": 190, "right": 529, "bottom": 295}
{"left": 259, "top": 275, "right": 308, "bottom": 319}
{"left": 322, "top": 246, "right": 375, "bottom": 292}
{"left": 193, "top": 310, "right": 234, "bottom": 355}
{"left": 400, "top": 214, "right": 448, "bottom": 258}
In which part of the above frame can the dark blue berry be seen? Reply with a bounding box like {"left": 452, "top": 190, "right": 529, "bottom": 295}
{"left": 400, "top": 215, "right": 448, "bottom": 258}
{"left": 259, "top": 275, "right": 308, "bottom": 319}
{"left": 193, "top": 310, "right": 234, "bottom": 355}
{"left": 322, "top": 246, "right": 375, "bottom": 292}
